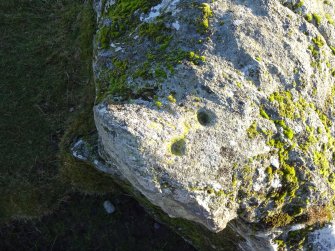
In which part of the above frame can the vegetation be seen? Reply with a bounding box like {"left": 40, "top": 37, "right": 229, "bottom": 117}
{"left": 171, "top": 139, "right": 186, "bottom": 156}
{"left": 198, "top": 3, "right": 213, "bottom": 33}
{"left": 265, "top": 212, "right": 293, "bottom": 228}
{"left": 242, "top": 87, "right": 335, "bottom": 231}
{"left": 0, "top": 0, "right": 194, "bottom": 249}
{"left": 312, "top": 13, "right": 322, "bottom": 26}
{"left": 247, "top": 121, "right": 258, "bottom": 139}
{"left": 95, "top": 0, "right": 212, "bottom": 101}
{"left": 312, "top": 35, "right": 325, "bottom": 48}
{"left": 0, "top": 0, "right": 98, "bottom": 221}
{"left": 259, "top": 107, "right": 270, "bottom": 119}
{"left": 97, "top": 0, "right": 161, "bottom": 48}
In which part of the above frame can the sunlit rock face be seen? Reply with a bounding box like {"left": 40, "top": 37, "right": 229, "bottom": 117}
{"left": 92, "top": 0, "right": 335, "bottom": 249}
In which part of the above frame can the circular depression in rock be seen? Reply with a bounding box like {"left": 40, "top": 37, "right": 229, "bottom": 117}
{"left": 197, "top": 109, "right": 215, "bottom": 126}
{"left": 171, "top": 139, "right": 186, "bottom": 156}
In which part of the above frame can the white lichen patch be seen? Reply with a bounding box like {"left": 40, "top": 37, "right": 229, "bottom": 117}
{"left": 271, "top": 174, "right": 282, "bottom": 189}
{"left": 172, "top": 21, "right": 180, "bottom": 30}
{"left": 308, "top": 223, "right": 335, "bottom": 251}
{"left": 252, "top": 168, "right": 266, "bottom": 192}
{"left": 141, "top": 0, "right": 181, "bottom": 22}
{"left": 270, "top": 157, "right": 280, "bottom": 169}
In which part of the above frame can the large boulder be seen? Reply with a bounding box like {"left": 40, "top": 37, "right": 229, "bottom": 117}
{"left": 90, "top": 0, "right": 335, "bottom": 249}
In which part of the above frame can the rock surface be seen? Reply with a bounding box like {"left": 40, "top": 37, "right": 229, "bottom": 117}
{"left": 91, "top": 0, "right": 335, "bottom": 249}
{"left": 308, "top": 222, "right": 335, "bottom": 251}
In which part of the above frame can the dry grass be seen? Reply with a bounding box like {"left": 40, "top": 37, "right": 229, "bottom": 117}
{"left": 305, "top": 206, "right": 333, "bottom": 226}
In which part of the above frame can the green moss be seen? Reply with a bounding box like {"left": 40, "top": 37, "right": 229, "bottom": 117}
{"left": 276, "top": 190, "right": 288, "bottom": 205}
{"left": 313, "top": 151, "right": 330, "bottom": 177}
{"left": 247, "top": 121, "right": 258, "bottom": 139}
{"left": 263, "top": 93, "right": 303, "bottom": 205}
{"left": 193, "top": 97, "right": 201, "bottom": 102}
{"left": 97, "top": 0, "right": 192, "bottom": 100}
{"left": 232, "top": 174, "right": 238, "bottom": 187}
{"left": 305, "top": 13, "right": 313, "bottom": 22}
{"left": 331, "top": 46, "right": 335, "bottom": 55}
{"left": 312, "top": 36, "right": 325, "bottom": 48}
{"left": 97, "top": 26, "right": 111, "bottom": 49}
{"left": 317, "top": 127, "right": 323, "bottom": 134}
{"left": 266, "top": 166, "right": 273, "bottom": 180}
{"left": 265, "top": 212, "right": 293, "bottom": 228}
{"left": 284, "top": 0, "right": 304, "bottom": 12}
{"left": 104, "top": 58, "right": 131, "bottom": 98}
{"left": 103, "top": 0, "right": 161, "bottom": 41}
{"left": 291, "top": 206, "right": 304, "bottom": 216}
{"left": 274, "top": 120, "right": 295, "bottom": 140}
{"left": 300, "top": 131, "right": 317, "bottom": 152}
{"left": 274, "top": 239, "right": 285, "bottom": 248}
{"left": 312, "top": 13, "right": 322, "bottom": 26}
{"left": 215, "top": 189, "right": 226, "bottom": 196}
{"left": 154, "top": 100, "right": 163, "bottom": 108}
{"left": 318, "top": 110, "right": 332, "bottom": 133}
{"left": 139, "top": 21, "right": 172, "bottom": 47}
{"left": 269, "top": 91, "right": 298, "bottom": 120}
{"left": 325, "top": 13, "right": 334, "bottom": 25}
{"left": 167, "top": 94, "right": 176, "bottom": 103}
{"left": 188, "top": 51, "right": 206, "bottom": 65}
{"left": 132, "top": 62, "right": 153, "bottom": 80}
{"left": 295, "top": 1, "right": 304, "bottom": 8}
{"left": 260, "top": 107, "right": 270, "bottom": 119}
{"left": 171, "top": 138, "right": 186, "bottom": 156}
{"left": 284, "top": 127, "right": 295, "bottom": 140}
{"left": 198, "top": 3, "right": 213, "bottom": 33}
{"left": 282, "top": 164, "right": 297, "bottom": 184}
{"left": 155, "top": 66, "right": 167, "bottom": 79}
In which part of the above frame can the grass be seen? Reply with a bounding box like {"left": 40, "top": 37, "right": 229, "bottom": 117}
{"left": 0, "top": 0, "right": 99, "bottom": 221}
{"left": 0, "top": 0, "right": 195, "bottom": 249}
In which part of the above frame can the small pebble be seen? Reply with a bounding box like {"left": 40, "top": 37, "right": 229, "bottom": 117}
{"left": 103, "top": 200, "right": 116, "bottom": 214}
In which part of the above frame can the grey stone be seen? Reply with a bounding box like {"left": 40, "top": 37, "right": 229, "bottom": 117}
{"left": 90, "top": 0, "right": 335, "bottom": 250}
{"left": 103, "top": 200, "right": 116, "bottom": 214}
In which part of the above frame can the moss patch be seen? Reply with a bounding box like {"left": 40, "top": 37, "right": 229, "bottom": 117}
{"left": 97, "top": 0, "right": 161, "bottom": 48}
{"left": 171, "top": 138, "right": 186, "bottom": 156}
{"left": 198, "top": 3, "right": 213, "bottom": 33}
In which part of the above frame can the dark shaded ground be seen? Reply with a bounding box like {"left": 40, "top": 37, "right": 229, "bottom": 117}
{"left": 0, "top": 0, "right": 196, "bottom": 250}
{"left": 0, "top": 193, "right": 195, "bottom": 251}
